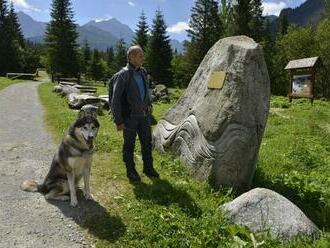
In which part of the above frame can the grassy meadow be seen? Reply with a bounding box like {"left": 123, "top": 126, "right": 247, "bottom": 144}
{"left": 0, "top": 76, "right": 22, "bottom": 91}
{"left": 38, "top": 82, "right": 330, "bottom": 247}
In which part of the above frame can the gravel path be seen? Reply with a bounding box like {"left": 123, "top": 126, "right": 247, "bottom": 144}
{"left": 0, "top": 81, "right": 89, "bottom": 248}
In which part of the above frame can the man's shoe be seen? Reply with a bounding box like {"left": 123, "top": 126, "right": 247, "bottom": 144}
{"left": 143, "top": 167, "right": 160, "bottom": 179}
{"left": 127, "top": 168, "right": 141, "bottom": 182}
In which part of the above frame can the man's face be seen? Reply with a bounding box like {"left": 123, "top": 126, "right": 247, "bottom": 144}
{"left": 130, "top": 50, "right": 144, "bottom": 68}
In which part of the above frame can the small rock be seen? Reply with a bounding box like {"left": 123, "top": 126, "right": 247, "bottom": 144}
{"left": 221, "top": 188, "right": 320, "bottom": 241}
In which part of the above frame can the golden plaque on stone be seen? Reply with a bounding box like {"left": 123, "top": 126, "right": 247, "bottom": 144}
{"left": 207, "top": 71, "right": 226, "bottom": 89}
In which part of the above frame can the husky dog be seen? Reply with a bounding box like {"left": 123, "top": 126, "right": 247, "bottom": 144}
{"left": 21, "top": 115, "right": 100, "bottom": 207}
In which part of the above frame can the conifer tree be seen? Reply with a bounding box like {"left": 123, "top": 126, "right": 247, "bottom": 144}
{"left": 0, "top": 0, "right": 10, "bottom": 75}
{"left": 8, "top": 2, "right": 24, "bottom": 47}
{"left": 106, "top": 47, "right": 114, "bottom": 66}
{"left": 145, "top": 10, "right": 172, "bottom": 85}
{"left": 113, "top": 38, "right": 127, "bottom": 72}
{"left": 220, "top": 0, "right": 235, "bottom": 36}
{"left": 249, "top": 0, "right": 264, "bottom": 42}
{"left": 88, "top": 49, "right": 106, "bottom": 81}
{"left": 184, "top": 0, "right": 222, "bottom": 78}
{"left": 105, "top": 47, "right": 115, "bottom": 77}
{"left": 277, "top": 11, "right": 289, "bottom": 36}
{"left": 324, "top": 0, "right": 330, "bottom": 18}
{"left": 0, "top": 0, "right": 22, "bottom": 74}
{"left": 232, "top": 0, "right": 252, "bottom": 36}
{"left": 45, "top": 0, "right": 79, "bottom": 78}
{"left": 81, "top": 40, "right": 91, "bottom": 75}
{"left": 132, "top": 11, "right": 149, "bottom": 51}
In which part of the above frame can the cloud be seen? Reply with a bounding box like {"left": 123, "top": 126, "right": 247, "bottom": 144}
{"left": 263, "top": 1, "right": 287, "bottom": 16}
{"left": 167, "top": 21, "right": 190, "bottom": 34}
{"left": 128, "top": 1, "right": 135, "bottom": 7}
{"left": 10, "top": 0, "right": 41, "bottom": 12}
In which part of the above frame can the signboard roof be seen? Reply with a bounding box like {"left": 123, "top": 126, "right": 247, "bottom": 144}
{"left": 285, "top": 57, "right": 319, "bottom": 70}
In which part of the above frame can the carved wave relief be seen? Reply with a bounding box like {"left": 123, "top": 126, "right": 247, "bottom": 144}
{"left": 153, "top": 114, "right": 216, "bottom": 167}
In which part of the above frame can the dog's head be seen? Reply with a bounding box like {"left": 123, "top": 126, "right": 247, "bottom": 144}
{"left": 73, "top": 116, "right": 100, "bottom": 148}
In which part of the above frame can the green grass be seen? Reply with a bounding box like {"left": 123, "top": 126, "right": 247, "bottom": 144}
{"left": 38, "top": 83, "right": 330, "bottom": 247}
{"left": 255, "top": 97, "right": 330, "bottom": 230}
{"left": 0, "top": 76, "right": 22, "bottom": 91}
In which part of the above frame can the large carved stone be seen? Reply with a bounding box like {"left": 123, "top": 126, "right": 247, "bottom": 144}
{"left": 153, "top": 36, "right": 270, "bottom": 191}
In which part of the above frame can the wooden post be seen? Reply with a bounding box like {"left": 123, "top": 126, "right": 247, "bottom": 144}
{"left": 311, "top": 68, "right": 315, "bottom": 104}
{"left": 289, "top": 70, "right": 293, "bottom": 102}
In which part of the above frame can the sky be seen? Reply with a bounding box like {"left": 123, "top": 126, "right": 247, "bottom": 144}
{"left": 10, "top": 0, "right": 307, "bottom": 41}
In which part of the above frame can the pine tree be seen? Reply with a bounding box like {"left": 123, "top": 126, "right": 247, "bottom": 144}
{"left": 145, "top": 10, "right": 172, "bottom": 85}
{"left": 0, "top": 0, "right": 21, "bottom": 74}
{"left": 81, "top": 40, "right": 91, "bottom": 75}
{"left": 0, "top": 0, "right": 9, "bottom": 75}
{"left": 316, "top": 18, "right": 330, "bottom": 97}
{"left": 21, "top": 42, "right": 42, "bottom": 73}
{"left": 220, "top": 0, "right": 235, "bottom": 36}
{"left": 105, "top": 47, "right": 115, "bottom": 77}
{"left": 132, "top": 11, "right": 149, "bottom": 51}
{"left": 277, "top": 11, "right": 289, "bottom": 36}
{"left": 184, "top": 0, "right": 222, "bottom": 79}
{"left": 88, "top": 49, "right": 106, "bottom": 81}
{"left": 171, "top": 53, "right": 191, "bottom": 88}
{"left": 249, "top": 0, "right": 264, "bottom": 42}
{"left": 232, "top": 0, "right": 252, "bottom": 36}
{"left": 45, "top": 0, "right": 80, "bottom": 78}
{"left": 105, "top": 47, "right": 114, "bottom": 66}
{"left": 113, "top": 38, "right": 127, "bottom": 72}
{"left": 324, "top": 0, "right": 330, "bottom": 18}
{"left": 8, "top": 2, "right": 24, "bottom": 47}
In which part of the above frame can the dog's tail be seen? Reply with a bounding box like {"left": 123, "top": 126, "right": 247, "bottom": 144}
{"left": 20, "top": 180, "right": 43, "bottom": 192}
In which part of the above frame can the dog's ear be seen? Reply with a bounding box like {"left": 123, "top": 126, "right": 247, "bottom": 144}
{"left": 74, "top": 116, "right": 88, "bottom": 128}
{"left": 93, "top": 117, "right": 100, "bottom": 128}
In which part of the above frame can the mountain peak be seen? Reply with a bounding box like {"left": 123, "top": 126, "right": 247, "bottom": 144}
{"left": 18, "top": 11, "right": 184, "bottom": 53}
{"left": 17, "top": 11, "right": 47, "bottom": 38}
{"left": 17, "top": 11, "right": 34, "bottom": 21}
{"left": 84, "top": 18, "right": 135, "bottom": 44}
{"left": 279, "top": 0, "right": 325, "bottom": 26}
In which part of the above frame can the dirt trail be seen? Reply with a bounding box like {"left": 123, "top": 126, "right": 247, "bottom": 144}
{"left": 0, "top": 81, "right": 88, "bottom": 247}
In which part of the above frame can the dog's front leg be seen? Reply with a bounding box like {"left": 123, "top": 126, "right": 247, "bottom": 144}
{"left": 67, "top": 172, "right": 78, "bottom": 207}
{"left": 83, "top": 161, "right": 93, "bottom": 200}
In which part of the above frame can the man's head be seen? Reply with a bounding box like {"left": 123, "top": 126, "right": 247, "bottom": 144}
{"left": 127, "top": 45, "right": 144, "bottom": 68}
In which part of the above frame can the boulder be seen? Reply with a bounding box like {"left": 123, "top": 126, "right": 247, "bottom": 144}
{"left": 59, "top": 81, "right": 76, "bottom": 86}
{"left": 53, "top": 85, "right": 63, "bottom": 93}
{"left": 153, "top": 36, "right": 270, "bottom": 191}
{"left": 59, "top": 85, "right": 80, "bottom": 97}
{"left": 160, "top": 95, "right": 170, "bottom": 103}
{"left": 151, "top": 84, "right": 170, "bottom": 102}
{"left": 155, "top": 84, "right": 168, "bottom": 95}
{"left": 67, "top": 93, "right": 103, "bottom": 109}
{"left": 98, "top": 94, "right": 110, "bottom": 109}
{"left": 221, "top": 188, "right": 320, "bottom": 241}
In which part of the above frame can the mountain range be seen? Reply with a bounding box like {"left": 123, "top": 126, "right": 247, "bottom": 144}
{"left": 18, "top": 0, "right": 326, "bottom": 53}
{"left": 268, "top": 0, "right": 326, "bottom": 36}
{"left": 17, "top": 11, "right": 184, "bottom": 53}
{"left": 280, "top": 0, "right": 326, "bottom": 26}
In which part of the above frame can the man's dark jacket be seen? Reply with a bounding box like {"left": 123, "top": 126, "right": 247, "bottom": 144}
{"left": 111, "top": 63, "right": 152, "bottom": 125}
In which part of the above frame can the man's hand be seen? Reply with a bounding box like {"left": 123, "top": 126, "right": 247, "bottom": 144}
{"left": 116, "top": 123, "right": 125, "bottom": 131}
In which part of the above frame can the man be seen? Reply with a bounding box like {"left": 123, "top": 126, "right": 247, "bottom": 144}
{"left": 111, "top": 45, "right": 159, "bottom": 182}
